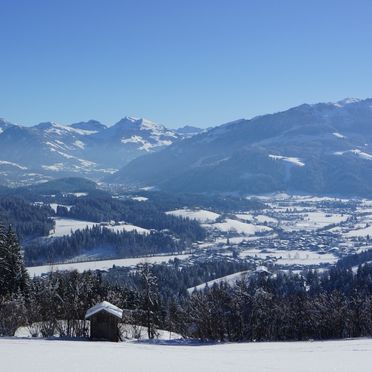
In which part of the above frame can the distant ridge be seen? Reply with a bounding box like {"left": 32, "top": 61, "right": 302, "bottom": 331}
{"left": 107, "top": 98, "right": 372, "bottom": 197}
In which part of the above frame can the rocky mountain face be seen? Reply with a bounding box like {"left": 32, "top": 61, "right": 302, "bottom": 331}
{"left": 0, "top": 116, "right": 190, "bottom": 186}
{"left": 108, "top": 98, "right": 372, "bottom": 197}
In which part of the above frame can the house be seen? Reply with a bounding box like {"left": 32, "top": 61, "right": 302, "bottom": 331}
{"left": 85, "top": 301, "right": 123, "bottom": 342}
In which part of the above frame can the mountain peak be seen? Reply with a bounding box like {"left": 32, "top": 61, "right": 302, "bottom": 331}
{"left": 336, "top": 98, "right": 362, "bottom": 106}
{"left": 70, "top": 120, "right": 107, "bottom": 132}
{"left": 113, "top": 116, "right": 172, "bottom": 135}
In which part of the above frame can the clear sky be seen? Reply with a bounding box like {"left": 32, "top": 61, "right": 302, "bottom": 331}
{"left": 1, "top": 0, "right": 372, "bottom": 128}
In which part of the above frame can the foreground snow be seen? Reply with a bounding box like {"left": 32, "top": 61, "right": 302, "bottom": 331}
{"left": 0, "top": 337, "right": 371, "bottom": 372}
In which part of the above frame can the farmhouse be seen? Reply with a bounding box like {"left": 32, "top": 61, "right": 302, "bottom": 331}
{"left": 85, "top": 301, "right": 123, "bottom": 342}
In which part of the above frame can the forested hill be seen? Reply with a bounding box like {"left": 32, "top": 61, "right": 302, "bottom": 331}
{"left": 56, "top": 196, "right": 205, "bottom": 241}
{"left": 0, "top": 197, "right": 54, "bottom": 239}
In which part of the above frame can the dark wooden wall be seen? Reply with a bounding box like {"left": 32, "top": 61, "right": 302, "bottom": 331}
{"left": 90, "top": 312, "right": 120, "bottom": 342}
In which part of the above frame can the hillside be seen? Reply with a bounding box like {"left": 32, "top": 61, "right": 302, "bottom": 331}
{"left": 108, "top": 98, "right": 372, "bottom": 197}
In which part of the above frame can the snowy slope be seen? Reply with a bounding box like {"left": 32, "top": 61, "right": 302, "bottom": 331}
{"left": 110, "top": 98, "right": 372, "bottom": 197}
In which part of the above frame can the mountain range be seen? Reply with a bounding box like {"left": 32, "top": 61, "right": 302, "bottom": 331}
{"left": 0, "top": 116, "right": 197, "bottom": 186}
{"left": 2, "top": 98, "right": 372, "bottom": 197}
{"left": 108, "top": 98, "right": 372, "bottom": 197}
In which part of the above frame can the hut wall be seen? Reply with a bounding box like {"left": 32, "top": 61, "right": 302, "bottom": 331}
{"left": 90, "top": 312, "right": 119, "bottom": 342}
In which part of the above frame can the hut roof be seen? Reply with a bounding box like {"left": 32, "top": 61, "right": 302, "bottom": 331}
{"left": 85, "top": 301, "right": 123, "bottom": 320}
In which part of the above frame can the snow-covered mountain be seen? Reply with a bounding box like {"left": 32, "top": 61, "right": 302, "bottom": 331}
{"left": 108, "top": 98, "right": 372, "bottom": 197}
{"left": 0, "top": 116, "right": 184, "bottom": 186}
{"left": 0, "top": 118, "right": 14, "bottom": 134}
{"left": 176, "top": 125, "right": 204, "bottom": 138}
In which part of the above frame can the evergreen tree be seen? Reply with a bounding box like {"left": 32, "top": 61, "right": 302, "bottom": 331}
{"left": 0, "top": 226, "right": 29, "bottom": 298}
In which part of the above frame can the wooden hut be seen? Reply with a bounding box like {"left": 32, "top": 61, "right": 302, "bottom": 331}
{"left": 85, "top": 301, "right": 123, "bottom": 342}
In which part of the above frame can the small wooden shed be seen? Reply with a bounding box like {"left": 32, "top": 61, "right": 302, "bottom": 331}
{"left": 85, "top": 301, "right": 123, "bottom": 342}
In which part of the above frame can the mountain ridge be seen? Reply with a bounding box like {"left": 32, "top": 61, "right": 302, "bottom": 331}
{"left": 0, "top": 116, "right": 194, "bottom": 186}
{"left": 107, "top": 98, "right": 372, "bottom": 197}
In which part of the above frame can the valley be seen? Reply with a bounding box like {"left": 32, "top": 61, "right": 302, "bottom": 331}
{"left": 20, "top": 182, "right": 372, "bottom": 292}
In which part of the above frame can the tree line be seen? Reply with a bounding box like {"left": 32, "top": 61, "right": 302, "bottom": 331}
{"left": 56, "top": 196, "right": 206, "bottom": 242}
{"left": 25, "top": 226, "right": 185, "bottom": 266}
{"left": 2, "top": 224, "right": 372, "bottom": 342}
{"left": 0, "top": 197, "right": 54, "bottom": 239}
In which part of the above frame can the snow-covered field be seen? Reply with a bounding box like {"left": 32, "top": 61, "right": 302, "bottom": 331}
{"left": 49, "top": 218, "right": 150, "bottom": 237}
{"left": 240, "top": 249, "right": 338, "bottom": 265}
{"left": 166, "top": 208, "right": 220, "bottom": 223}
{"left": 27, "top": 254, "right": 191, "bottom": 277}
{"left": 49, "top": 218, "right": 97, "bottom": 237}
{"left": 206, "top": 218, "right": 272, "bottom": 235}
{"left": 280, "top": 212, "right": 349, "bottom": 232}
{"left": 105, "top": 223, "right": 150, "bottom": 235}
{"left": 188, "top": 270, "right": 250, "bottom": 292}
{"left": 1, "top": 337, "right": 371, "bottom": 372}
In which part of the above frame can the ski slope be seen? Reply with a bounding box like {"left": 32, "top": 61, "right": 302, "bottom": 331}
{"left": 0, "top": 337, "right": 371, "bottom": 372}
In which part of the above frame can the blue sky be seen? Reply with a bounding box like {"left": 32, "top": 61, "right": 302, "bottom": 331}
{"left": 1, "top": 0, "right": 372, "bottom": 128}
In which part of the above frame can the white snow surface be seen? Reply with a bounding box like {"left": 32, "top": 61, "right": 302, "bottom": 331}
{"left": 105, "top": 223, "right": 150, "bottom": 235}
{"left": 166, "top": 208, "right": 220, "bottom": 223}
{"left": 85, "top": 301, "right": 123, "bottom": 320}
{"left": 188, "top": 270, "right": 250, "bottom": 293}
{"left": 0, "top": 160, "right": 28, "bottom": 170}
{"left": 27, "top": 254, "right": 191, "bottom": 277}
{"left": 332, "top": 132, "right": 346, "bottom": 138}
{"left": 0, "top": 337, "right": 371, "bottom": 372}
{"left": 335, "top": 149, "right": 372, "bottom": 160}
{"left": 49, "top": 218, "right": 97, "bottom": 237}
{"left": 240, "top": 249, "right": 338, "bottom": 265}
{"left": 49, "top": 203, "right": 72, "bottom": 213}
{"left": 131, "top": 196, "right": 149, "bottom": 202}
{"left": 208, "top": 218, "right": 272, "bottom": 235}
{"left": 269, "top": 154, "right": 305, "bottom": 167}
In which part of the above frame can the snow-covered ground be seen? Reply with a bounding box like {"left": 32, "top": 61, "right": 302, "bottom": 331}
{"left": 49, "top": 218, "right": 97, "bottom": 237}
{"left": 240, "top": 249, "right": 338, "bottom": 265}
{"left": 49, "top": 203, "right": 73, "bottom": 213}
{"left": 1, "top": 337, "right": 371, "bottom": 372}
{"left": 105, "top": 223, "right": 150, "bottom": 235}
{"left": 49, "top": 218, "right": 150, "bottom": 237}
{"left": 188, "top": 270, "right": 250, "bottom": 293}
{"left": 27, "top": 254, "right": 191, "bottom": 277}
{"left": 166, "top": 208, "right": 220, "bottom": 223}
{"left": 206, "top": 218, "right": 272, "bottom": 235}
{"left": 280, "top": 212, "right": 349, "bottom": 232}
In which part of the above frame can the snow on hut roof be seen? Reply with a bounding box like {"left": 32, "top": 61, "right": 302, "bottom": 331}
{"left": 85, "top": 301, "right": 123, "bottom": 320}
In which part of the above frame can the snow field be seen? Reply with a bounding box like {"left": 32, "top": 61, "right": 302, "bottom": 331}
{"left": 105, "top": 224, "right": 150, "bottom": 235}
{"left": 27, "top": 254, "right": 191, "bottom": 277}
{"left": 49, "top": 218, "right": 150, "bottom": 237}
{"left": 166, "top": 208, "right": 220, "bottom": 223}
{"left": 0, "top": 337, "right": 371, "bottom": 372}
{"left": 240, "top": 249, "right": 338, "bottom": 265}
{"left": 280, "top": 212, "right": 349, "bottom": 231}
{"left": 49, "top": 218, "right": 97, "bottom": 237}
{"left": 187, "top": 270, "right": 250, "bottom": 293}
{"left": 207, "top": 218, "right": 272, "bottom": 235}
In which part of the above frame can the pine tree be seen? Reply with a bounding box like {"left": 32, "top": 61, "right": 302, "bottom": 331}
{"left": 0, "top": 223, "right": 9, "bottom": 296}
{"left": 0, "top": 226, "right": 29, "bottom": 298}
